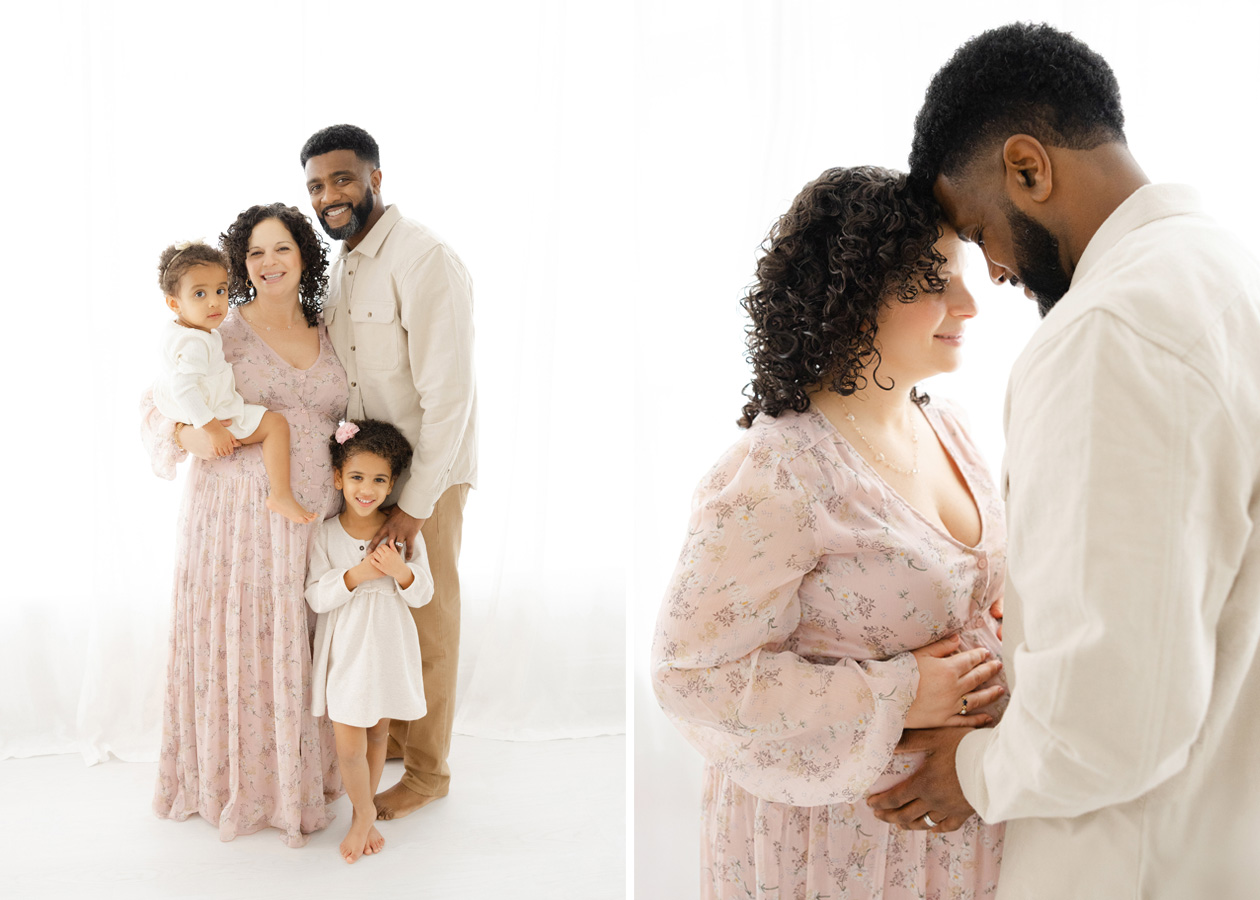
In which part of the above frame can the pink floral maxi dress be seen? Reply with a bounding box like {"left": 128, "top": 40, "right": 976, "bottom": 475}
{"left": 141, "top": 311, "right": 348, "bottom": 846}
{"left": 652, "top": 402, "right": 1008, "bottom": 899}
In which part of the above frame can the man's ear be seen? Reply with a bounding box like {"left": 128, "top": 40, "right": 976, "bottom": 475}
{"left": 370, "top": 167, "right": 383, "bottom": 194}
{"left": 1002, "top": 134, "right": 1053, "bottom": 204}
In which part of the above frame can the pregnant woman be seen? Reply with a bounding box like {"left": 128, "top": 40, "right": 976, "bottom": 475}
{"left": 652, "top": 166, "right": 1008, "bottom": 898}
{"left": 142, "top": 203, "right": 348, "bottom": 846}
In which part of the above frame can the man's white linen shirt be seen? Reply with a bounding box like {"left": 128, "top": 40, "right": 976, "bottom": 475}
{"left": 325, "top": 204, "right": 478, "bottom": 519}
{"left": 955, "top": 184, "right": 1260, "bottom": 897}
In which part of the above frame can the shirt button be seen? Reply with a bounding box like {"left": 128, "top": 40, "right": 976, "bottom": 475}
{"left": 359, "top": 545, "right": 365, "bottom": 551}
{"left": 367, "top": 311, "right": 373, "bottom": 317}
{"left": 351, "top": 381, "right": 356, "bottom": 387}
{"left": 351, "top": 345, "right": 356, "bottom": 351}
{"left": 978, "top": 558, "right": 988, "bottom": 570}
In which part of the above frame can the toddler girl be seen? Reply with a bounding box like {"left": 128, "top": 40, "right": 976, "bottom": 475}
{"left": 152, "top": 240, "right": 316, "bottom": 524}
{"left": 306, "top": 419, "right": 433, "bottom": 864}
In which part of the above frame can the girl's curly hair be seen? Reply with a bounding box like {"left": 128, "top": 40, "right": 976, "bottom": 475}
{"left": 157, "top": 241, "right": 227, "bottom": 296}
{"left": 329, "top": 419, "right": 414, "bottom": 480}
{"left": 738, "top": 166, "right": 946, "bottom": 428}
{"left": 219, "top": 203, "right": 330, "bottom": 327}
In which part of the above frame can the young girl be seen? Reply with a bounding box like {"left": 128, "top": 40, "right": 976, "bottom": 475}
{"left": 152, "top": 240, "right": 316, "bottom": 524}
{"left": 306, "top": 419, "right": 433, "bottom": 864}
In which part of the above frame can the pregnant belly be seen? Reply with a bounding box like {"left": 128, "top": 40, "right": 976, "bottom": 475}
{"left": 866, "top": 750, "right": 926, "bottom": 796}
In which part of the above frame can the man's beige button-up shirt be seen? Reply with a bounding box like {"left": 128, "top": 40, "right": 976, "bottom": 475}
{"left": 325, "top": 204, "right": 477, "bottom": 520}
{"left": 955, "top": 185, "right": 1260, "bottom": 897}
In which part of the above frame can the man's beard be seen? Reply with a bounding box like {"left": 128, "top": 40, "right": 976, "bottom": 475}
{"left": 319, "top": 192, "right": 375, "bottom": 241}
{"left": 1003, "top": 199, "right": 1073, "bottom": 317}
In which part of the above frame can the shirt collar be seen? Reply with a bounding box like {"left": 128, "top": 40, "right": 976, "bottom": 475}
{"left": 337, "top": 204, "right": 402, "bottom": 260}
{"left": 1072, "top": 184, "right": 1202, "bottom": 286}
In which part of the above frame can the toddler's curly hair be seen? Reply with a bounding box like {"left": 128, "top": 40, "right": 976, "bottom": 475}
{"left": 157, "top": 241, "right": 228, "bottom": 296}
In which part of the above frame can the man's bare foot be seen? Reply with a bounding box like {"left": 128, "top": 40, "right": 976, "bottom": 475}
{"left": 339, "top": 807, "right": 376, "bottom": 864}
{"left": 363, "top": 825, "right": 385, "bottom": 855}
{"left": 267, "top": 492, "right": 317, "bottom": 525}
{"left": 374, "top": 782, "right": 441, "bottom": 820}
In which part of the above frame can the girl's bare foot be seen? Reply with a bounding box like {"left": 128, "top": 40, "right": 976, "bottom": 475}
{"left": 267, "top": 492, "right": 317, "bottom": 525}
{"left": 363, "top": 825, "right": 385, "bottom": 855}
{"left": 339, "top": 807, "right": 376, "bottom": 864}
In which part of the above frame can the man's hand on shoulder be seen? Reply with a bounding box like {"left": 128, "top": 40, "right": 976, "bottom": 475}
{"left": 369, "top": 505, "right": 426, "bottom": 559}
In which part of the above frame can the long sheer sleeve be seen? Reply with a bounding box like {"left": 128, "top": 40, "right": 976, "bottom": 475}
{"left": 140, "top": 388, "right": 187, "bottom": 481}
{"left": 652, "top": 426, "right": 919, "bottom": 806}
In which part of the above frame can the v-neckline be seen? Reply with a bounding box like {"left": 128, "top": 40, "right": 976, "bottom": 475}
{"left": 235, "top": 306, "right": 325, "bottom": 372}
{"left": 809, "top": 403, "right": 986, "bottom": 551}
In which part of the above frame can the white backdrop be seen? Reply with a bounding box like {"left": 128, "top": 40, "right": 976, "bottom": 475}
{"left": 0, "top": 0, "right": 630, "bottom": 762}
{"left": 629, "top": 1, "right": 1260, "bottom": 897}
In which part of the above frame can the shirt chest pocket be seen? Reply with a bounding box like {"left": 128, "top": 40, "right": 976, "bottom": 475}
{"left": 349, "top": 301, "right": 400, "bottom": 371}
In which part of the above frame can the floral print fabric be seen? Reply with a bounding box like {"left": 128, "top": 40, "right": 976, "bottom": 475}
{"left": 142, "top": 310, "right": 349, "bottom": 846}
{"left": 652, "top": 401, "right": 1007, "bottom": 898}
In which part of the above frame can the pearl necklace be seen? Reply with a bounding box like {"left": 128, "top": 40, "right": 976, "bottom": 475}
{"left": 838, "top": 397, "right": 919, "bottom": 476}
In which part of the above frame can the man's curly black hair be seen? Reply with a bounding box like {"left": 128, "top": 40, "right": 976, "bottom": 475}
{"left": 739, "top": 166, "right": 946, "bottom": 428}
{"left": 219, "top": 203, "right": 329, "bottom": 327}
{"left": 300, "top": 124, "right": 381, "bottom": 169}
{"left": 909, "top": 22, "right": 1125, "bottom": 185}
{"left": 329, "top": 419, "right": 414, "bottom": 480}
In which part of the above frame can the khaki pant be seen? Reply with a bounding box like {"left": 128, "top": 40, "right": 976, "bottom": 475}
{"left": 386, "top": 482, "right": 468, "bottom": 797}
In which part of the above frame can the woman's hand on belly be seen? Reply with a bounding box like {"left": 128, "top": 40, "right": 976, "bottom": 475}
{"left": 905, "top": 634, "right": 1006, "bottom": 729}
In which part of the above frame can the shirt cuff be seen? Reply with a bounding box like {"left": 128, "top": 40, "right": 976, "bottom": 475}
{"left": 957, "top": 726, "right": 997, "bottom": 822}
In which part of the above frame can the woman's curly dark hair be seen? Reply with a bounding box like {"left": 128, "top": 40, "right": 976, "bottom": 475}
{"left": 329, "top": 419, "right": 414, "bottom": 480}
{"left": 219, "top": 203, "right": 329, "bottom": 327}
{"left": 738, "top": 166, "right": 946, "bottom": 428}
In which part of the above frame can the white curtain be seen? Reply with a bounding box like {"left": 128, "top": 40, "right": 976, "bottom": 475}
{"left": 0, "top": 0, "right": 630, "bottom": 762}
{"left": 628, "top": 1, "right": 1260, "bottom": 896}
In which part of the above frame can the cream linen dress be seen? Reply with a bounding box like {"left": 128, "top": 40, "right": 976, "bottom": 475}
{"left": 306, "top": 517, "right": 434, "bottom": 727}
{"left": 652, "top": 400, "right": 1007, "bottom": 899}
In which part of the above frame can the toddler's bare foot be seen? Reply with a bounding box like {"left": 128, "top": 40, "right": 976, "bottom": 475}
{"left": 363, "top": 825, "right": 385, "bottom": 855}
{"left": 339, "top": 807, "right": 376, "bottom": 864}
{"left": 267, "top": 492, "right": 317, "bottom": 525}
{"left": 374, "top": 782, "right": 440, "bottom": 820}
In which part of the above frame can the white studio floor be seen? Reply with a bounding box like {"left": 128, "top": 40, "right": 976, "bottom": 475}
{"left": 0, "top": 734, "right": 624, "bottom": 900}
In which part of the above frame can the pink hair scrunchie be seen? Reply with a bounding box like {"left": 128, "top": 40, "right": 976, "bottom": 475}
{"left": 334, "top": 422, "right": 360, "bottom": 444}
